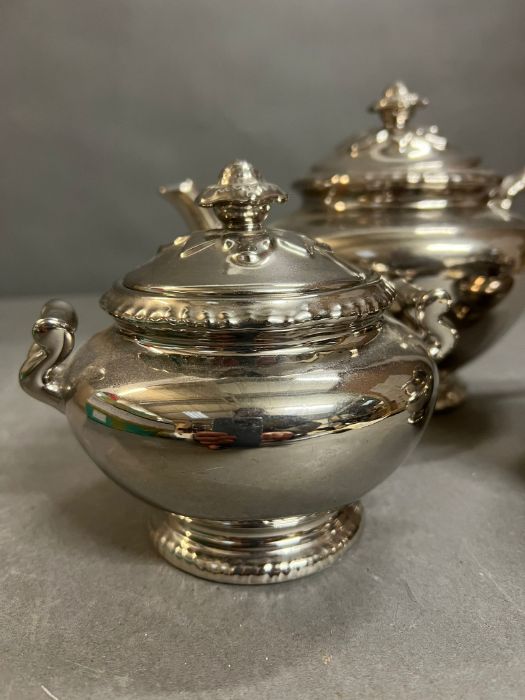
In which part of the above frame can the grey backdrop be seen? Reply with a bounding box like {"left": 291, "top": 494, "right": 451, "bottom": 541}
{"left": 2, "top": 0, "right": 525, "bottom": 296}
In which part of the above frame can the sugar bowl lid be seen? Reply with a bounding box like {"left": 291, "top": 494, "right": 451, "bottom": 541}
{"left": 100, "top": 160, "right": 394, "bottom": 334}
{"left": 295, "top": 81, "right": 499, "bottom": 195}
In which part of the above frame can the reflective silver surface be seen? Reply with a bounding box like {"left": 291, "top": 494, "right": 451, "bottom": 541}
{"left": 62, "top": 316, "right": 434, "bottom": 520}
{"left": 19, "top": 161, "right": 436, "bottom": 583}
{"left": 277, "top": 82, "right": 525, "bottom": 410}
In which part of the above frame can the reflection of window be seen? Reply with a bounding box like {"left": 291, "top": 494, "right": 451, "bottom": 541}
{"left": 183, "top": 410, "right": 209, "bottom": 419}
{"left": 86, "top": 391, "right": 175, "bottom": 437}
{"left": 90, "top": 408, "right": 109, "bottom": 425}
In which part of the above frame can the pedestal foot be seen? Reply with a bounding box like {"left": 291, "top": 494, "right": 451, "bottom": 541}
{"left": 150, "top": 503, "right": 362, "bottom": 585}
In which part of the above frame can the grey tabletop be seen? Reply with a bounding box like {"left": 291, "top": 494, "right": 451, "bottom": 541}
{"left": 1, "top": 295, "right": 524, "bottom": 700}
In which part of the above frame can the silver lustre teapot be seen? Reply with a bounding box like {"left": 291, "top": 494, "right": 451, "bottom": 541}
{"left": 20, "top": 160, "right": 436, "bottom": 584}
{"left": 276, "top": 82, "right": 525, "bottom": 410}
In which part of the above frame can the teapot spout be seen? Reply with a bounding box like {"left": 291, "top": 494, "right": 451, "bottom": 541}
{"left": 159, "top": 179, "right": 220, "bottom": 232}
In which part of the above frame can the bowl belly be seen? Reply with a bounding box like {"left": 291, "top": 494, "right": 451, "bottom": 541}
{"left": 65, "top": 323, "right": 435, "bottom": 519}
{"left": 280, "top": 209, "right": 525, "bottom": 372}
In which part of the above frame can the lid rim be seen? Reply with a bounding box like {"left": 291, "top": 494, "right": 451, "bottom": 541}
{"left": 100, "top": 277, "right": 395, "bottom": 332}
{"left": 295, "top": 170, "right": 501, "bottom": 196}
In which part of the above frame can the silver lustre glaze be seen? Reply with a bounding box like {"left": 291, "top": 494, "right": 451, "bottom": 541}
{"left": 20, "top": 160, "right": 436, "bottom": 584}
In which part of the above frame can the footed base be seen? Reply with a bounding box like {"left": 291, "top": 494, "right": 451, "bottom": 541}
{"left": 435, "top": 371, "right": 467, "bottom": 412}
{"left": 150, "top": 503, "right": 362, "bottom": 585}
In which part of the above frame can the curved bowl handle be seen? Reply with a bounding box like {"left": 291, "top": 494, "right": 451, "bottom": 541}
{"left": 19, "top": 299, "right": 78, "bottom": 412}
{"left": 391, "top": 279, "right": 458, "bottom": 362}
{"left": 489, "top": 167, "right": 525, "bottom": 211}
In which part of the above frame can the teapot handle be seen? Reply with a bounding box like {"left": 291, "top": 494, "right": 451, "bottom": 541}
{"left": 19, "top": 299, "right": 78, "bottom": 412}
{"left": 489, "top": 168, "right": 525, "bottom": 211}
{"left": 391, "top": 279, "right": 458, "bottom": 362}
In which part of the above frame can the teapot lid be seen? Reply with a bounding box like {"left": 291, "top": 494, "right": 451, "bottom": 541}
{"left": 295, "top": 81, "right": 499, "bottom": 198}
{"left": 100, "top": 160, "right": 394, "bottom": 336}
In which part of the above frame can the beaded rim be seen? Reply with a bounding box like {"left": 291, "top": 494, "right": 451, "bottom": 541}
{"left": 100, "top": 276, "right": 395, "bottom": 332}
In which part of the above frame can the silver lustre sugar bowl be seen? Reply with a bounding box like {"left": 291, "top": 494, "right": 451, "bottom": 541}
{"left": 20, "top": 160, "right": 437, "bottom": 584}
{"left": 277, "top": 82, "right": 525, "bottom": 411}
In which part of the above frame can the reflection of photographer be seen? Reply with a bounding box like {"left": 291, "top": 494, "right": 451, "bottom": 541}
{"left": 262, "top": 431, "right": 294, "bottom": 442}
{"left": 193, "top": 408, "right": 263, "bottom": 450}
{"left": 193, "top": 431, "right": 237, "bottom": 450}
{"left": 192, "top": 408, "right": 298, "bottom": 450}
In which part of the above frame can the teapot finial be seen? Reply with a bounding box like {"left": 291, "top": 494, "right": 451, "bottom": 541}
{"left": 370, "top": 81, "right": 429, "bottom": 132}
{"left": 197, "top": 160, "right": 287, "bottom": 232}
